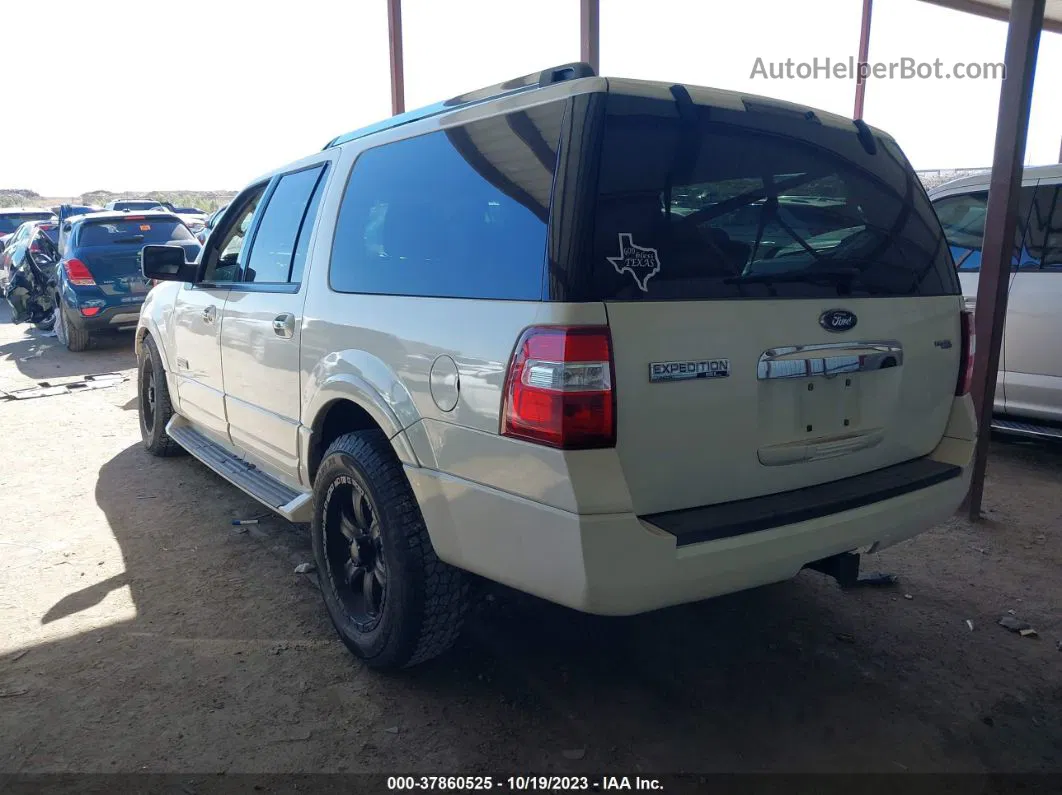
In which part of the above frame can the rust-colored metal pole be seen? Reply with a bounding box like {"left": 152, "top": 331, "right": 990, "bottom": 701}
{"left": 853, "top": 0, "right": 873, "bottom": 119}
{"left": 580, "top": 0, "right": 600, "bottom": 73}
{"left": 387, "top": 0, "right": 405, "bottom": 115}
{"left": 967, "top": 0, "right": 1045, "bottom": 520}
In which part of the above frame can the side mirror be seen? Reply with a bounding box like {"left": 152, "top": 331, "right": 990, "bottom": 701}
{"left": 142, "top": 244, "right": 198, "bottom": 283}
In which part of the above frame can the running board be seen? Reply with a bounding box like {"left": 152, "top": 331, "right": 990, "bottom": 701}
{"left": 992, "top": 417, "right": 1062, "bottom": 442}
{"left": 166, "top": 418, "right": 313, "bottom": 522}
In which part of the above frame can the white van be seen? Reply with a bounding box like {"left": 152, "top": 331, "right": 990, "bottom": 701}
{"left": 930, "top": 163, "right": 1062, "bottom": 438}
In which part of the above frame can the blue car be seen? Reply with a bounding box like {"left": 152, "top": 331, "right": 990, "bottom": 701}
{"left": 55, "top": 211, "right": 200, "bottom": 351}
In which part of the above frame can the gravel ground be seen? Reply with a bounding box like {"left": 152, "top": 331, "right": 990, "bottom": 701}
{"left": 0, "top": 305, "right": 1059, "bottom": 778}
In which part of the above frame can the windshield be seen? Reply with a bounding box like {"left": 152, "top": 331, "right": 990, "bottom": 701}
{"left": 77, "top": 218, "right": 195, "bottom": 246}
{"left": 581, "top": 95, "right": 958, "bottom": 300}
{"left": 0, "top": 213, "right": 53, "bottom": 234}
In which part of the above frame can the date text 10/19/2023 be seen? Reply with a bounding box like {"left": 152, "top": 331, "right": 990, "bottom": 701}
{"left": 387, "top": 776, "right": 665, "bottom": 791}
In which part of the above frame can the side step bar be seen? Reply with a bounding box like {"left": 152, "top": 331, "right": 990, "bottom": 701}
{"left": 992, "top": 417, "right": 1062, "bottom": 442}
{"left": 166, "top": 417, "right": 312, "bottom": 522}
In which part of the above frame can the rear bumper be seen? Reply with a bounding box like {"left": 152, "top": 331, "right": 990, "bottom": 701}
{"left": 65, "top": 302, "right": 143, "bottom": 332}
{"left": 408, "top": 396, "right": 977, "bottom": 616}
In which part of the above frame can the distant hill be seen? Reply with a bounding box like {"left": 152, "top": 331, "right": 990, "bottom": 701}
{"left": 0, "top": 189, "right": 45, "bottom": 208}
{"left": 78, "top": 190, "right": 237, "bottom": 213}
{"left": 0, "top": 189, "right": 237, "bottom": 212}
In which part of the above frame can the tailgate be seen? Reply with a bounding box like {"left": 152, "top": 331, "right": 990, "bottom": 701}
{"left": 574, "top": 87, "right": 964, "bottom": 516}
{"left": 78, "top": 246, "right": 151, "bottom": 297}
{"left": 606, "top": 297, "right": 960, "bottom": 515}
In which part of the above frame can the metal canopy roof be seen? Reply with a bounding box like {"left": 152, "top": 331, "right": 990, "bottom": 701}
{"left": 919, "top": 0, "right": 1062, "bottom": 33}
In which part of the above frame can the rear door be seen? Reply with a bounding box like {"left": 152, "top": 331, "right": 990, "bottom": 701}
{"left": 577, "top": 92, "right": 964, "bottom": 515}
{"left": 172, "top": 187, "right": 267, "bottom": 441}
{"left": 1003, "top": 180, "right": 1062, "bottom": 421}
{"left": 221, "top": 162, "right": 328, "bottom": 478}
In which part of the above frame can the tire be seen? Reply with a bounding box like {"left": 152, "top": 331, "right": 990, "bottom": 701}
{"left": 138, "top": 334, "right": 183, "bottom": 456}
{"left": 312, "top": 430, "right": 467, "bottom": 669}
{"left": 56, "top": 300, "right": 90, "bottom": 352}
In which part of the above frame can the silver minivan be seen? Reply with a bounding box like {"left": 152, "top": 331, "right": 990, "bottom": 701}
{"left": 930, "top": 164, "right": 1062, "bottom": 438}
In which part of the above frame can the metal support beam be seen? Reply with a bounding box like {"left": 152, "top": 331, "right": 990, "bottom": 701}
{"left": 967, "top": 0, "right": 1044, "bottom": 520}
{"left": 387, "top": 0, "right": 405, "bottom": 116}
{"left": 580, "top": 0, "right": 600, "bottom": 74}
{"left": 854, "top": 0, "right": 874, "bottom": 119}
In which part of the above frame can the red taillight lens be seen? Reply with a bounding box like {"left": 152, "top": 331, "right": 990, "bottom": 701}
{"left": 64, "top": 258, "right": 96, "bottom": 286}
{"left": 957, "top": 310, "right": 975, "bottom": 396}
{"left": 501, "top": 326, "right": 615, "bottom": 449}
{"left": 80, "top": 307, "right": 101, "bottom": 317}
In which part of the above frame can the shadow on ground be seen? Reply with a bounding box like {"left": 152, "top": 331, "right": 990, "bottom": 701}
{"left": 2, "top": 438, "right": 1060, "bottom": 775}
{"left": 0, "top": 303, "right": 134, "bottom": 383}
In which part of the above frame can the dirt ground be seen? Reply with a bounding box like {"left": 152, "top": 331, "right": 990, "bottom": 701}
{"left": 0, "top": 304, "right": 1059, "bottom": 778}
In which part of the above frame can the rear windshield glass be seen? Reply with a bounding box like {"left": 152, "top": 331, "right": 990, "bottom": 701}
{"left": 112, "top": 201, "right": 164, "bottom": 211}
{"left": 0, "top": 213, "right": 52, "bottom": 234}
{"left": 78, "top": 218, "right": 194, "bottom": 246}
{"left": 586, "top": 95, "right": 958, "bottom": 300}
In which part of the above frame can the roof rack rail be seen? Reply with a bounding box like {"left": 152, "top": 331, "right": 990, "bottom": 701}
{"left": 322, "top": 62, "right": 596, "bottom": 150}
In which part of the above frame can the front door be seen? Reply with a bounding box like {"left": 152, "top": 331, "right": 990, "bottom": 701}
{"left": 172, "top": 285, "right": 231, "bottom": 438}
{"left": 172, "top": 184, "right": 268, "bottom": 441}
{"left": 220, "top": 161, "right": 329, "bottom": 480}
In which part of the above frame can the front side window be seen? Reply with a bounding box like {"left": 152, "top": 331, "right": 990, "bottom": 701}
{"left": 582, "top": 95, "right": 959, "bottom": 300}
{"left": 203, "top": 185, "right": 267, "bottom": 283}
{"left": 329, "top": 103, "right": 564, "bottom": 300}
{"left": 243, "top": 164, "right": 326, "bottom": 284}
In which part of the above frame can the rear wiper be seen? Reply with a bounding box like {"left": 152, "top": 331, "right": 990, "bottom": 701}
{"left": 112, "top": 235, "right": 145, "bottom": 244}
{"left": 724, "top": 267, "right": 861, "bottom": 286}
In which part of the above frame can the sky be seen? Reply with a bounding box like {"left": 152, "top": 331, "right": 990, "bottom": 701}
{"left": 3, "top": 0, "right": 1060, "bottom": 197}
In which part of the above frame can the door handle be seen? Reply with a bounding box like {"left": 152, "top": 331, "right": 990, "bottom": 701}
{"left": 272, "top": 313, "right": 296, "bottom": 338}
{"left": 202, "top": 304, "right": 216, "bottom": 323}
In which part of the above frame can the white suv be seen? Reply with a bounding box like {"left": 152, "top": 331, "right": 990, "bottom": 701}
{"left": 137, "top": 63, "right": 978, "bottom": 669}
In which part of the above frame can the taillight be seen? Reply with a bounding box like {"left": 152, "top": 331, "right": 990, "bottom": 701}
{"left": 501, "top": 326, "right": 615, "bottom": 449}
{"left": 957, "top": 309, "right": 975, "bottom": 396}
{"left": 64, "top": 258, "right": 96, "bottom": 286}
{"left": 80, "top": 307, "right": 101, "bottom": 317}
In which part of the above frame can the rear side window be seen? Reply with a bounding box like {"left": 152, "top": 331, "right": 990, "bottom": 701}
{"left": 244, "top": 164, "right": 326, "bottom": 284}
{"left": 580, "top": 95, "right": 958, "bottom": 301}
{"left": 0, "top": 213, "right": 52, "bottom": 234}
{"left": 329, "top": 103, "right": 564, "bottom": 300}
{"left": 933, "top": 187, "right": 1037, "bottom": 271}
{"left": 77, "top": 218, "right": 194, "bottom": 246}
{"left": 1024, "top": 184, "right": 1062, "bottom": 271}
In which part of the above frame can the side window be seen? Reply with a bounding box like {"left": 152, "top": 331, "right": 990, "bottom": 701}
{"left": 933, "top": 186, "right": 1037, "bottom": 272}
{"left": 1025, "top": 184, "right": 1062, "bottom": 271}
{"left": 934, "top": 193, "right": 987, "bottom": 271}
{"left": 203, "top": 184, "right": 268, "bottom": 283}
{"left": 329, "top": 103, "right": 564, "bottom": 299}
{"left": 243, "top": 164, "right": 326, "bottom": 284}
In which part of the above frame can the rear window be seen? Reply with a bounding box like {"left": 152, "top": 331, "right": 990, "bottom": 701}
{"left": 0, "top": 213, "right": 52, "bottom": 234}
{"left": 112, "top": 201, "right": 164, "bottom": 211}
{"left": 77, "top": 218, "right": 194, "bottom": 246}
{"left": 580, "top": 95, "right": 958, "bottom": 301}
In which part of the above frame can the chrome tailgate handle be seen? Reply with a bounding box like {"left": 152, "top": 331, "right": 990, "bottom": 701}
{"left": 757, "top": 341, "right": 903, "bottom": 380}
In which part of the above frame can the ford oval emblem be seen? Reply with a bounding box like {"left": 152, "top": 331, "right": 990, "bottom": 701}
{"left": 819, "top": 308, "right": 857, "bottom": 333}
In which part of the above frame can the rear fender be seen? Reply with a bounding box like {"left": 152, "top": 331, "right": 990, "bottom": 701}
{"left": 302, "top": 354, "right": 422, "bottom": 484}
